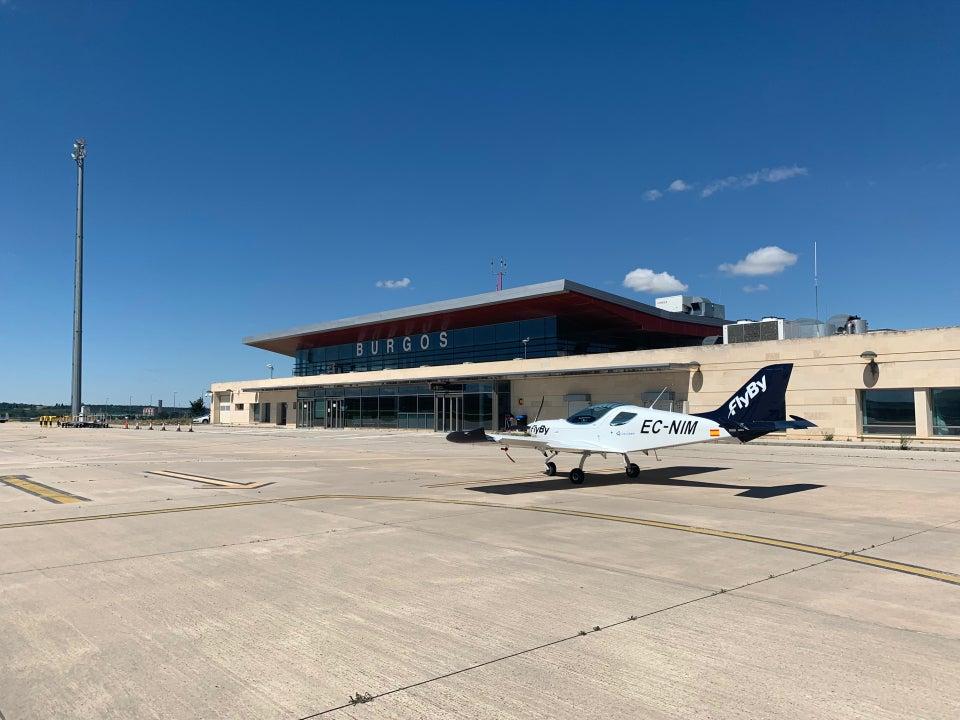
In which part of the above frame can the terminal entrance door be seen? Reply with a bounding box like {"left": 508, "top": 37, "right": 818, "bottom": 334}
{"left": 434, "top": 394, "right": 462, "bottom": 433}
{"left": 297, "top": 400, "right": 313, "bottom": 428}
{"left": 325, "top": 398, "right": 344, "bottom": 429}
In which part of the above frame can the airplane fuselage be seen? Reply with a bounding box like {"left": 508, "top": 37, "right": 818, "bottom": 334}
{"left": 526, "top": 406, "right": 730, "bottom": 453}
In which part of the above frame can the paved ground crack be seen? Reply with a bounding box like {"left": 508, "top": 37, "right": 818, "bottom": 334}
{"left": 294, "top": 552, "right": 844, "bottom": 718}
{"left": 294, "top": 515, "right": 960, "bottom": 717}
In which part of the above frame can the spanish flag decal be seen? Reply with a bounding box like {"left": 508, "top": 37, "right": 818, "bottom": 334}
{"left": 710, "top": 428, "right": 721, "bottom": 437}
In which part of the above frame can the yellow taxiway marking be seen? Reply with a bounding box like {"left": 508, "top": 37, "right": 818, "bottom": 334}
{"left": 0, "top": 475, "right": 90, "bottom": 504}
{"left": 423, "top": 473, "right": 543, "bottom": 488}
{"left": 146, "top": 470, "right": 272, "bottom": 489}
{"left": 423, "top": 468, "right": 623, "bottom": 488}
{"left": 0, "top": 492, "right": 956, "bottom": 586}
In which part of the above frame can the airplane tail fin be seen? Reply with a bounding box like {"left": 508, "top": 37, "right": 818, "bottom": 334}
{"left": 695, "top": 363, "right": 815, "bottom": 442}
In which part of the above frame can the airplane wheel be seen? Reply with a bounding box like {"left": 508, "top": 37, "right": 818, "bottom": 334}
{"left": 544, "top": 462, "right": 557, "bottom": 476}
{"left": 626, "top": 463, "right": 640, "bottom": 478}
{"left": 569, "top": 468, "right": 585, "bottom": 484}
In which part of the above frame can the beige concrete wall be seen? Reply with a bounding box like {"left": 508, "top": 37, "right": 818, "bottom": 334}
{"left": 211, "top": 389, "right": 296, "bottom": 426}
{"left": 510, "top": 371, "right": 689, "bottom": 421}
{"left": 211, "top": 327, "right": 960, "bottom": 440}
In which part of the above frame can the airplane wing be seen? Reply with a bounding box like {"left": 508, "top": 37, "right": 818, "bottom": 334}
{"left": 447, "top": 428, "right": 610, "bottom": 453}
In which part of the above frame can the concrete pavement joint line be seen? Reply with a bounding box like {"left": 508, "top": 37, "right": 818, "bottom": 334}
{"left": 2, "top": 493, "right": 958, "bottom": 586}
{"left": 297, "top": 552, "right": 842, "bottom": 719}
{"left": 529, "top": 505, "right": 960, "bottom": 586}
{"left": 0, "top": 474, "right": 90, "bottom": 504}
{"left": 669, "top": 451, "right": 960, "bottom": 473}
{"left": 0, "top": 526, "right": 376, "bottom": 578}
{"left": 603, "top": 490, "right": 937, "bottom": 532}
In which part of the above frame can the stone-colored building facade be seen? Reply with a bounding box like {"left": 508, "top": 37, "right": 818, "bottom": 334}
{"left": 211, "top": 326, "right": 960, "bottom": 442}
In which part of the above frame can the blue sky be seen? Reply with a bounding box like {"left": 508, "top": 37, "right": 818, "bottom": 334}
{"left": 1, "top": 1, "right": 958, "bottom": 405}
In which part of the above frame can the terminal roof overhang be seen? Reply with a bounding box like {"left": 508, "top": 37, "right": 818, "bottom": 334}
{"left": 243, "top": 279, "right": 727, "bottom": 357}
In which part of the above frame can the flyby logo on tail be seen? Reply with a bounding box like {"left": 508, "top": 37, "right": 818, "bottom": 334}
{"left": 728, "top": 374, "right": 767, "bottom": 418}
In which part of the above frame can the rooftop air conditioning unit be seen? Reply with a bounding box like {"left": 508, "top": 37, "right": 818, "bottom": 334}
{"left": 723, "top": 319, "right": 784, "bottom": 344}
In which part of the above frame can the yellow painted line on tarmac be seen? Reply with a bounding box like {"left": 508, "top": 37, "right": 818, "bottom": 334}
{"left": 0, "top": 475, "right": 90, "bottom": 504}
{"left": 146, "top": 470, "right": 271, "bottom": 489}
{"left": 423, "top": 468, "right": 623, "bottom": 488}
{"left": 0, "top": 492, "right": 956, "bottom": 586}
{"left": 423, "top": 473, "right": 543, "bottom": 488}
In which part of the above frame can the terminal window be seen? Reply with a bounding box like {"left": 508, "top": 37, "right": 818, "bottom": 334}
{"left": 932, "top": 388, "right": 960, "bottom": 436}
{"left": 861, "top": 389, "right": 916, "bottom": 435}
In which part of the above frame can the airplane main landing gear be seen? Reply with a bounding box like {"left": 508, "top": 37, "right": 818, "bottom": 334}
{"left": 569, "top": 453, "right": 589, "bottom": 484}
{"left": 542, "top": 451, "right": 558, "bottom": 476}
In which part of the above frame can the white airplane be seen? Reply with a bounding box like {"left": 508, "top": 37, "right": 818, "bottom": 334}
{"left": 447, "top": 363, "right": 814, "bottom": 483}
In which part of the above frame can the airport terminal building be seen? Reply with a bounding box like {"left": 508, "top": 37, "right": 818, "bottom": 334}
{"left": 210, "top": 280, "right": 960, "bottom": 441}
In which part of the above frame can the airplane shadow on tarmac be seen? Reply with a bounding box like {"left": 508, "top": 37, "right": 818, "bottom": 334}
{"left": 469, "top": 465, "right": 824, "bottom": 499}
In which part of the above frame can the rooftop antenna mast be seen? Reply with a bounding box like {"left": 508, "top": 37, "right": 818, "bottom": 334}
{"left": 492, "top": 258, "right": 507, "bottom": 291}
{"left": 814, "top": 241, "right": 821, "bottom": 337}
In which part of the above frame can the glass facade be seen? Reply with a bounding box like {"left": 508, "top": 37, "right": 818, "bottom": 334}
{"left": 297, "top": 382, "right": 498, "bottom": 430}
{"left": 290, "top": 312, "right": 713, "bottom": 377}
{"left": 932, "top": 388, "right": 960, "bottom": 436}
{"left": 294, "top": 317, "right": 566, "bottom": 376}
{"left": 861, "top": 389, "right": 916, "bottom": 435}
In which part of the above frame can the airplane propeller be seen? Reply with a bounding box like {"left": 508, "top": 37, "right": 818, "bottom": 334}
{"left": 533, "top": 396, "right": 545, "bottom": 424}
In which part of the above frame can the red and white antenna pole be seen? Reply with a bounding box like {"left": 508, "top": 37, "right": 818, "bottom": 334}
{"left": 491, "top": 258, "right": 507, "bottom": 291}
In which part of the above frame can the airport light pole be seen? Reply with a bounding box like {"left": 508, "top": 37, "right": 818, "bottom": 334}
{"left": 70, "top": 139, "right": 86, "bottom": 420}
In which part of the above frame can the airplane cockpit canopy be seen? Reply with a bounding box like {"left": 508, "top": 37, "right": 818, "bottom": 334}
{"left": 566, "top": 402, "right": 627, "bottom": 424}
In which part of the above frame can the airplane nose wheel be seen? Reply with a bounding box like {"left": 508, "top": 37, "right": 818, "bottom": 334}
{"left": 626, "top": 463, "right": 640, "bottom": 478}
{"left": 544, "top": 461, "right": 557, "bottom": 476}
{"left": 569, "top": 468, "right": 585, "bottom": 484}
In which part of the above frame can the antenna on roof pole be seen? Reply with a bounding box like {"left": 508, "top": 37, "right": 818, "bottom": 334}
{"left": 491, "top": 258, "right": 507, "bottom": 291}
{"left": 814, "top": 241, "right": 821, "bottom": 336}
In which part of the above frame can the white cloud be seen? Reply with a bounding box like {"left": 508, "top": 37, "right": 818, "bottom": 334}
{"left": 668, "top": 179, "right": 692, "bottom": 192}
{"left": 375, "top": 277, "right": 411, "bottom": 289}
{"left": 700, "top": 176, "right": 738, "bottom": 197}
{"left": 702, "top": 165, "right": 807, "bottom": 197}
{"left": 623, "top": 268, "right": 688, "bottom": 294}
{"left": 643, "top": 189, "right": 663, "bottom": 202}
{"left": 762, "top": 166, "right": 808, "bottom": 183}
{"left": 742, "top": 283, "right": 769, "bottom": 293}
{"left": 719, "top": 246, "right": 798, "bottom": 276}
